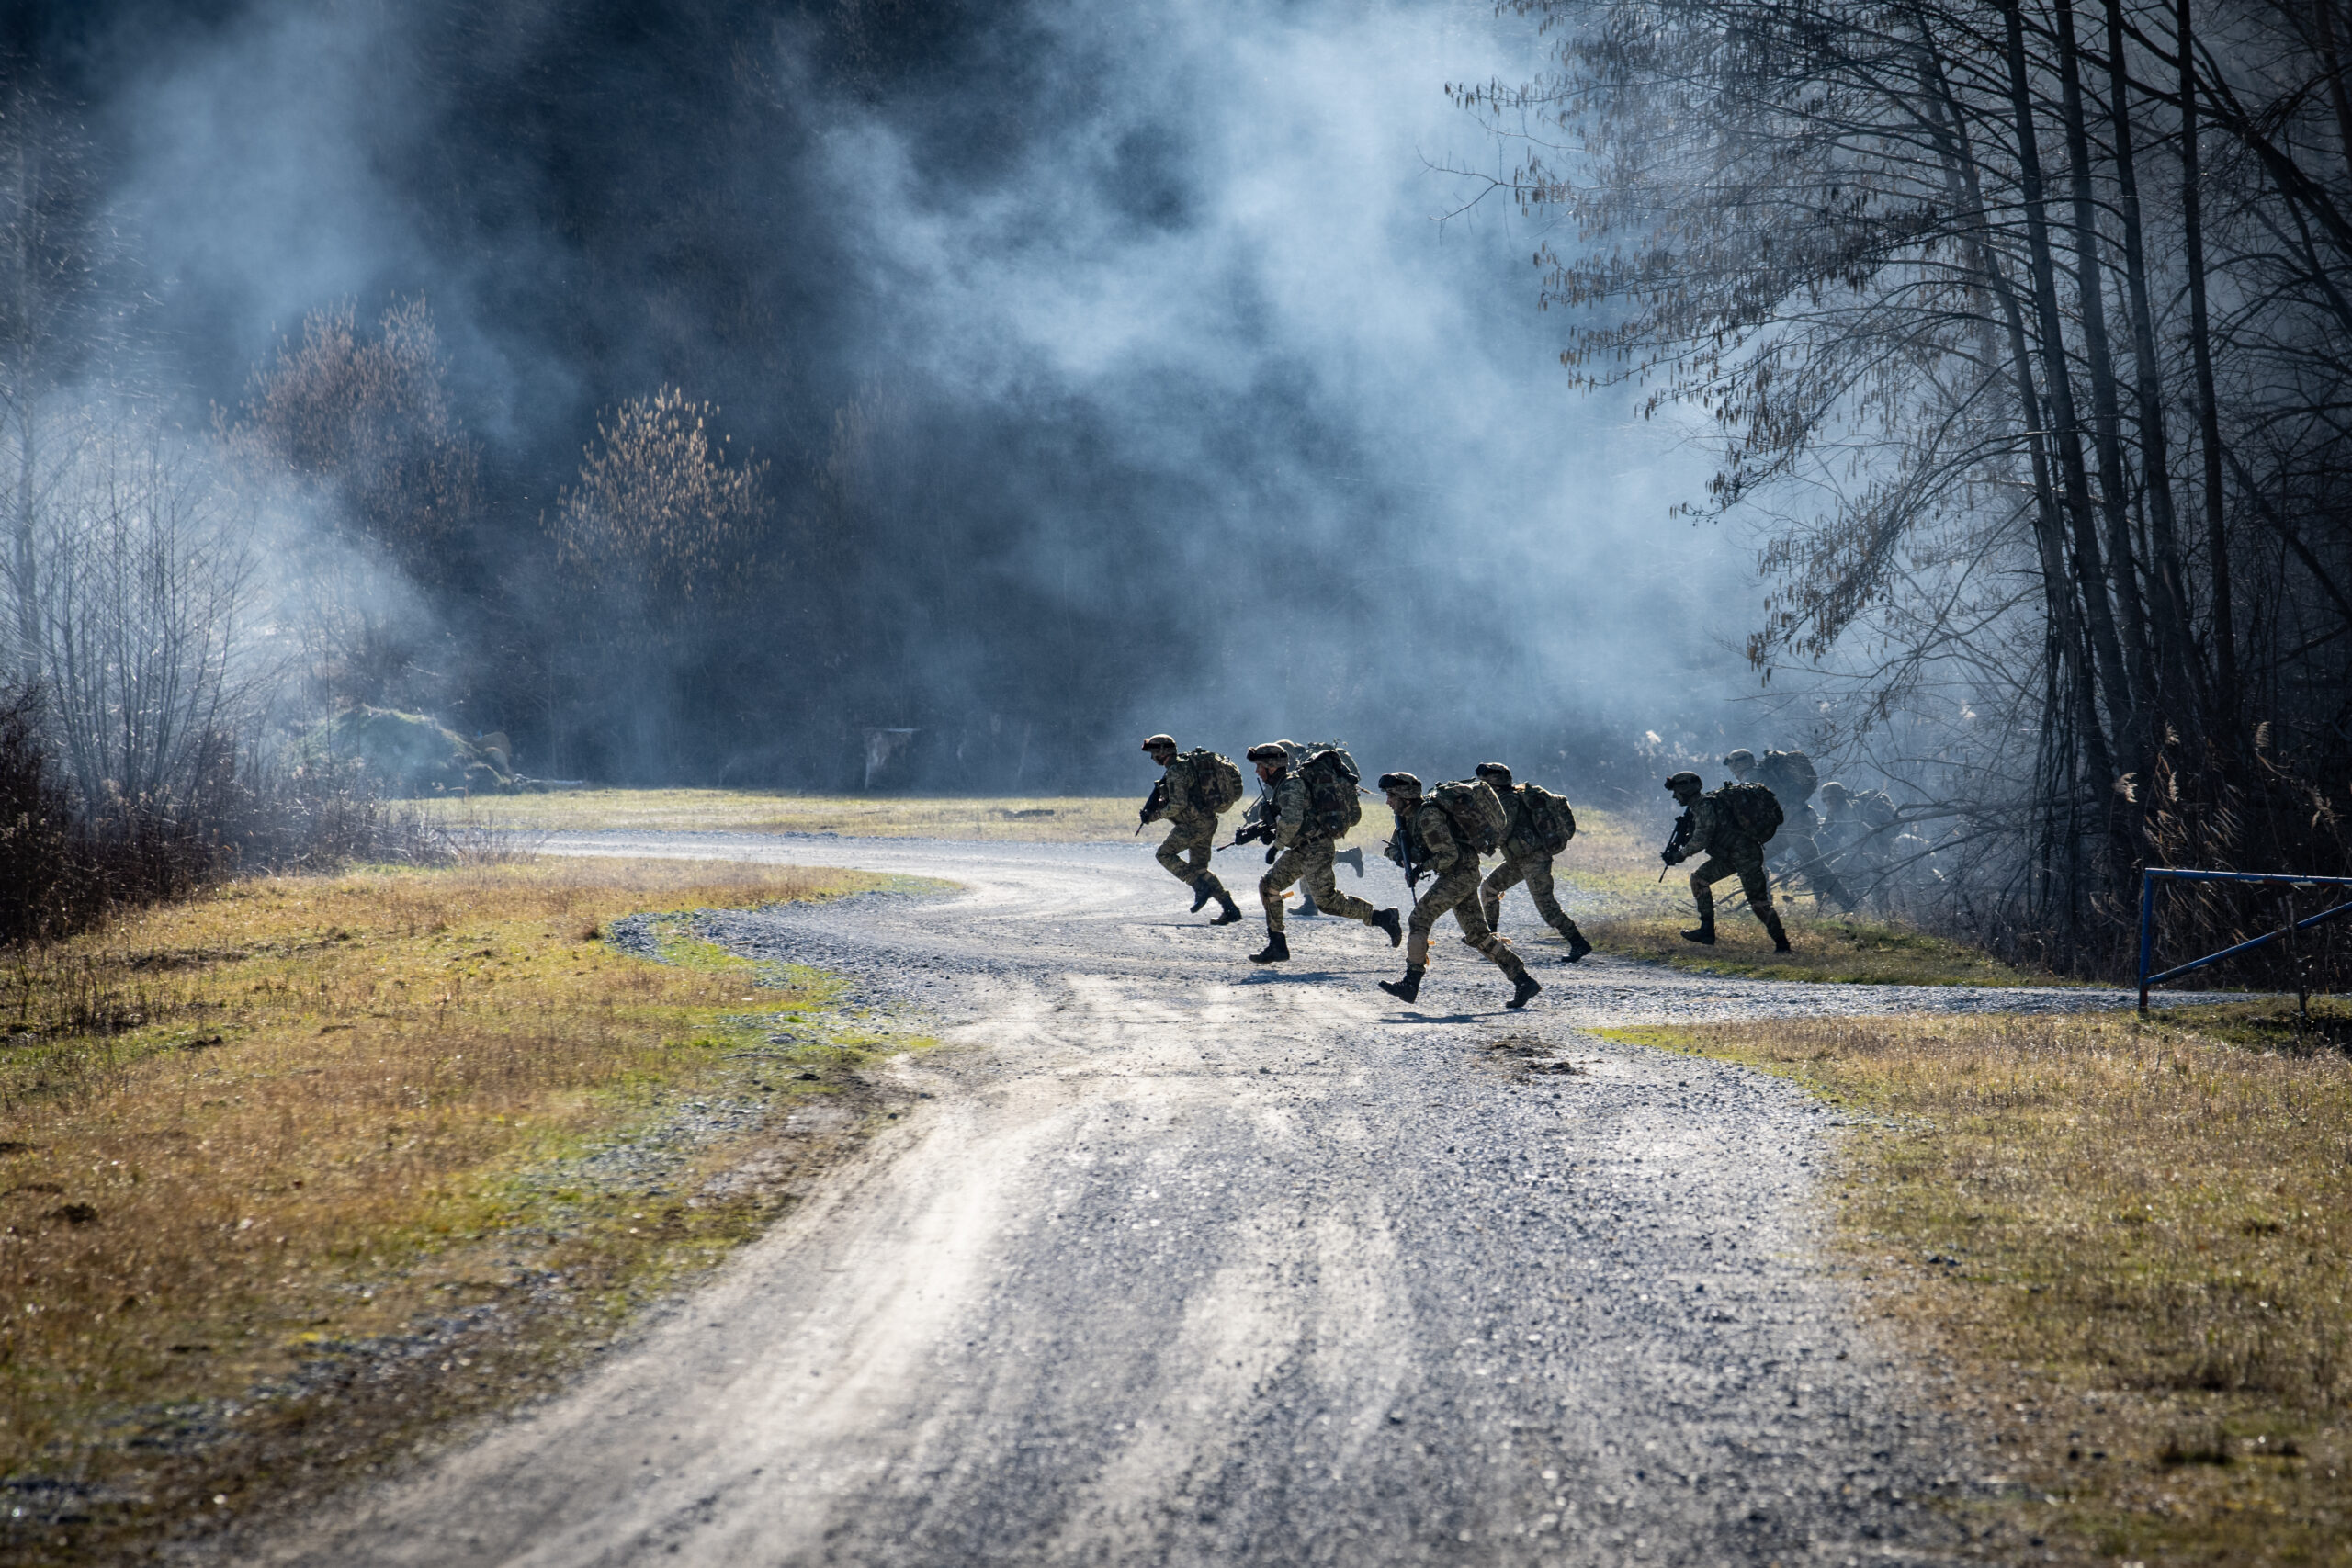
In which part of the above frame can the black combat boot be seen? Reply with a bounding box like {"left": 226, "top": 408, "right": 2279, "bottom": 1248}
{"left": 1190, "top": 878, "right": 1216, "bottom": 913}
{"left": 1250, "top": 931, "right": 1291, "bottom": 964}
{"left": 1682, "top": 886, "right": 1716, "bottom": 945}
{"left": 1372, "top": 908, "right": 1403, "bottom": 947}
{"left": 1561, "top": 925, "right": 1594, "bottom": 964}
{"left": 1760, "top": 907, "right": 1793, "bottom": 953}
{"left": 1509, "top": 972, "right": 1543, "bottom": 1010}
{"left": 1378, "top": 964, "right": 1425, "bottom": 1002}
{"left": 1211, "top": 890, "right": 1244, "bottom": 925}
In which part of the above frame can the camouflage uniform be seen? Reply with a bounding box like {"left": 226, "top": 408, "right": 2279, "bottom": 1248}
{"left": 1671, "top": 785, "right": 1792, "bottom": 949}
{"left": 1478, "top": 784, "right": 1589, "bottom": 950}
{"left": 1737, "top": 749, "right": 1856, "bottom": 913}
{"left": 1399, "top": 799, "right": 1531, "bottom": 980}
{"left": 1255, "top": 773, "right": 1378, "bottom": 934}
{"left": 1144, "top": 752, "right": 1227, "bottom": 901}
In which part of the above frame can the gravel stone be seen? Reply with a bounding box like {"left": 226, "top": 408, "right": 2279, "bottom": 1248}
{"left": 259, "top": 833, "right": 2213, "bottom": 1567}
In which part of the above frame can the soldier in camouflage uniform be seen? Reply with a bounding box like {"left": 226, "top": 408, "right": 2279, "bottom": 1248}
{"left": 1472, "top": 761, "right": 1594, "bottom": 964}
{"left": 1375, "top": 772, "right": 1541, "bottom": 1009}
{"left": 1724, "top": 748, "right": 1856, "bottom": 913}
{"left": 1661, "top": 771, "right": 1792, "bottom": 952}
{"left": 1241, "top": 742, "right": 1401, "bottom": 964}
{"left": 1139, "top": 735, "right": 1243, "bottom": 925}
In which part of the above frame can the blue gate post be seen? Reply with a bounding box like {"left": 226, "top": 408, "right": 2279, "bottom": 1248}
{"left": 2137, "top": 869, "right": 2157, "bottom": 1015}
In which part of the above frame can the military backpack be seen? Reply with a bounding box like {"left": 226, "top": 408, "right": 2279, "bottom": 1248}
{"left": 1183, "top": 749, "right": 1245, "bottom": 815}
{"left": 1297, "top": 746, "right": 1363, "bottom": 838}
{"left": 1755, "top": 749, "right": 1819, "bottom": 808}
{"left": 1515, "top": 784, "right": 1577, "bottom": 856}
{"left": 1431, "top": 778, "right": 1510, "bottom": 855}
{"left": 1715, "top": 780, "right": 1783, "bottom": 844}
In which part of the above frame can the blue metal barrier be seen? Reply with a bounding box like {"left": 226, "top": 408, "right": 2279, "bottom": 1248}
{"left": 2136, "top": 867, "right": 2352, "bottom": 1013}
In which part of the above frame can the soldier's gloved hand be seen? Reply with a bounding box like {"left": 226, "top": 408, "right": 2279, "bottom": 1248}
{"left": 1264, "top": 845, "right": 1279, "bottom": 864}
{"left": 1661, "top": 849, "right": 1685, "bottom": 866}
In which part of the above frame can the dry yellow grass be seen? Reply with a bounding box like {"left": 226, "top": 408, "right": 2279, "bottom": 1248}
{"left": 418, "top": 787, "right": 1142, "bottom": 840}
{"left": 423, "top": 787, "right": 2016, "bottom": 983}
{"left": 1607, "top": 1006, "right": 2352, "bottom": 1564}
{"left": 0, "top": 857, "right": 895, "bottom": 1562}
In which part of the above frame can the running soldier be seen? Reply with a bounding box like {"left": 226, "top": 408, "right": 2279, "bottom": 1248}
{"left": 1660, "top": 770, "right": 1792, "bottom": 952}
{"left": 1473, "top": 761, "right": 1594, "bottom": 964}
{"left": 1138, "top": 735, "right": 1243, "bottom": 925}
{"left": 1724, "top": 748, "right": 1856, "bottom": 912}
{"left": 1239, "top": 742, "right": 1401, "bottom": 964}
{"left": 1375, "top": 772, "right": 1541, "bottom": 1009}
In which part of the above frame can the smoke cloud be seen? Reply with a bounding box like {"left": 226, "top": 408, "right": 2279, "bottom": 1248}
{"left": 29, "top": 0, "right": 1764, "bottom": 804}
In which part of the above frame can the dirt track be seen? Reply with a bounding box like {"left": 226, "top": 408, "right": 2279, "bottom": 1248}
{"left": 256, "top": 833, "right": 2167, "bottom": 1566}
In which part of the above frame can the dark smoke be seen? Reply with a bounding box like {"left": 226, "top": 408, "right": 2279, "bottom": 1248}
{"left": 14, "top": 0, "right": 1759, "bottom": 802}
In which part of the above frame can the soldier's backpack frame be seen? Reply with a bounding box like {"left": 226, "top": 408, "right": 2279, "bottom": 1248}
{"left": 1431, "top": 778, "right": 1510, "bottom": 855}
{"left": 1716, "top": 780, "right": 1783, "bottom": 844}
{"left": 1297, "top": 746, "right": 1363, "bottom": 838}
{"left": 1517, "top": 784, "right": 1577, "bottom": 856}
{"left": 1184, "top": 750, "right": 1245, "bottom": 816}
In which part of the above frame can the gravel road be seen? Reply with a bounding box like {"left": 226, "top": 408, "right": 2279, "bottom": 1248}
{"left": 261, "top": 833, "right": 2178, "bottom": 1567}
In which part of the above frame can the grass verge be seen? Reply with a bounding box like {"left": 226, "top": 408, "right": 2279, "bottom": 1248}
{"left": 1, "top": 856, "right": 916, "bottom": 1565}
{"left": 1600, "top": 999, "right": 2352, "bottom": 1564}
{"left": 421, "top": 789, "right": 2026, "bottom": 986}
{"left": 1578, "top": 911, "right": 2053, "bottom": 986}
{"left": 417, "top": 788, "right": 1141, "bottom": 841}
{"left": 1492, "top": 807, "right": 2061, "bottom": 986}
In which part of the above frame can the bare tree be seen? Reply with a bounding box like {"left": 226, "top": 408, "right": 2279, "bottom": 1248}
{"left": 545, "top": 386, "right": 769, "bottom": 776}
{"left": 1463, "top": 0, "right": 2352, "bottom": 969}
{"left": 224, "top": 298, "right": 481, "bottom": 709}
{"left": 0, "top": 66, "right": 105, "bottom": 687}
{"left": 32, "top": 415, "right": 263, "bottom": 821}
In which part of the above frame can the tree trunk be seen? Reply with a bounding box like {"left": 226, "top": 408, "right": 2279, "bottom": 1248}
{"left": 2179, "top": 0, "right": 2239, "bottom": 712}
{"left": 2000, "top": 0, "right": 2132, "bottom": 777}
{"left": 2102, "top": 0, "right": 2202, "bottom": 729}
{"left": 2055, "top": 0, "right": 2155, "bottom": 771}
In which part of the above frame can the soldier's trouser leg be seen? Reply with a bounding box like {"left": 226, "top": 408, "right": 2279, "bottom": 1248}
{"left": 1695, "top": 852, "right": 1784, "bottom": 942}
{"left": 1514, "top": 855, "right": 1583, "bottom": 942}
{"left": 1156, "top": 820, "right": 1224, "bottom": 897}
{"left": 1451, "top": 893, "right": 1530, "bottom": 981}
{"left": 1261, "top": 841, "right": 1340, "bottom": 934}
{"left": 1406, "top": 868, "right": 1523, "bottom": 979}
{"left": 1299, "top": 845, "right": 1378, "bottom": 924}
{"left": 1783, "top": 830, "right": 1854, "bottom": 911}
{"left": 1687, "top": 867, "right": 1718, "bottom": 930}
{"left": 1740, "top": 857, "right": 1791, "bottom": 946}
{"left": 1478, "top": 858, "right": 1525, "bottom": 930}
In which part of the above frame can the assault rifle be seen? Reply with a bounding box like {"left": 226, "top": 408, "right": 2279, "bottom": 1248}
{"left": 1657, "top": 809, "right": 1696, "bottom": 881}
{"left": 1221, "top": 819, "right": 1272, "bottom": 852}
{"left": 1385, "top": 827, "right": 1426, "bottom": 897}
{"left": 1136, "top": 777, "right": 1167, "bottom": 835}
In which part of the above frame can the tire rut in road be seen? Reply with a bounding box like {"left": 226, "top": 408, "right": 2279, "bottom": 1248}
{"left": 259, "top": 835, "right": 2158, "bottom": 1565}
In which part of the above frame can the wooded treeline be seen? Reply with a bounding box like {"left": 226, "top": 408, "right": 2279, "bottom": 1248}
{"left": 1472, "top": 0, "right": 2352, "bottom": 971}
{"left": 0, "top": 0, "right": 1185, "bottom": 800}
